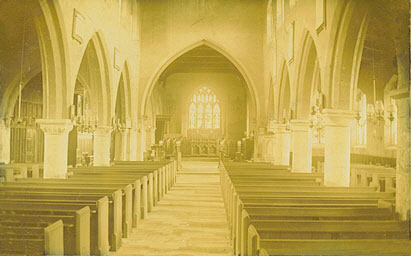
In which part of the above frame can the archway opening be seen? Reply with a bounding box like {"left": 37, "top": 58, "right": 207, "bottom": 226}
{"left": 0, "top": 1, "right": 45, "bottom": 165}
{"left": 147, "top": 44, "right": 252, "bottom": 159}
{"left": 278, "top": 64, "right": 291, "bottom": 121}
{"left": 111, "top": 74, "right": 127, "bottom": 161}
{"left": 68, "top": 37, "right": 110, "bottom": 166}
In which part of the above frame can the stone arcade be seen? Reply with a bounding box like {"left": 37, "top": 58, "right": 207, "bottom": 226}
{"left": 0, "top": 0, "right": 409, "bottom": 255}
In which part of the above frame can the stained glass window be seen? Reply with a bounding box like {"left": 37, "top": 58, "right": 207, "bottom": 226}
{"left": 189, "top": 103, "right": 196, "bottom": 128}
{"left": 197, "top": 103, "right": 203, "bottom": 128}
{"left": 213, "top": 103, "right": 220, "bottom": 129}
{"left": 188, "top": 87, "right": 220, "bottom": 130}
{"left": 205, "top": 103, "right": 212, "bottom": 128}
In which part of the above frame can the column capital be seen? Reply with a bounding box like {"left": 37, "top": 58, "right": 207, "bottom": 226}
{"left": 128, "top": 127, "right": 138, "bottom": 133}
{"left": 120, "top": 128, "right": 130, "bottom": 134}
{"left": 273, "top": 124, "right": 291, "bottom": 134}
{"left": 322, "top": 109, "right": 354, "bottom": 127}
{"left": 94, "top": 126, "right": 113, "bottom": 136}
{"left": 290, "top": 120, "right": 310, "bottom": 132}
{"left": 36, "top": 119, "right": 73, "bottom": 135}
{"left": 266, "top": 120, "right": 278, "bottom": 132}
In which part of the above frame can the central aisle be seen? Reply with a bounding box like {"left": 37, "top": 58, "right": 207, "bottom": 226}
{"left": 115, "top": 160, "right": 233, "bottom": 256}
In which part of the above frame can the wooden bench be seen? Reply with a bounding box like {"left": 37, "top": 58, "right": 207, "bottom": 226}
{"left": 0, "top": 185, "right": 117, "bottom": 252}
{"left": 0, "top": 220, "right": 63, "bottom": 256}
{"left": 70, "top": 165, "right": 173, "bottom": 200}
{"left": 255, "top": 238, "right": 411, "bottom": 255}
{"left": 0, "top": 163, "right": 42, "bottom": 182}
{"left": 69, "top": 169, "right": 157, "bottom": 210}
{"left": 351, "top": 164, "right": 396, "bottom": 192}
{"left": 0, "top": 206, "right": 89, "bottom": 255}
{"left": 219, "top": 161, "right": 409, "bottom": 256}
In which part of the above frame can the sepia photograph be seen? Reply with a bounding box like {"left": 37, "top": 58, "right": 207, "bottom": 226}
{"left": 0, "top": 0, "right": 410, "bottom": 255}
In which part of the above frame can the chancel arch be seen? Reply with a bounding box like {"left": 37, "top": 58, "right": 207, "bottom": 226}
{"left": 141, "top": 40, "right": 260, "bottom": 129}
{"left": 144, "top": 42, "right": 252, "bottom": 158}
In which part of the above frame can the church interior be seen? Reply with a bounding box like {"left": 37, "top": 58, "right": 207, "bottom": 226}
{"left": 0, "top": 0, "right": 410, "bottom": 255}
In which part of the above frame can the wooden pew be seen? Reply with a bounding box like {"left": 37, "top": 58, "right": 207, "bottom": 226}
{"left": 0, "top": 206, "right": 90, "bottom": 255}
{"left": 0, "top": 220, "right": 64, "bottom": 256}
{"left": 255, "top": 238, "right": 411, "bottom": 256}
{"left": 69, "top": 167, "right": 158, "bottom": 214}
{"left": 0, "top": 198, "right": 104, "bottom": 255}
{"left": 219, "top": 161, "right": 409, "bottom": 256}
{"left": 69, "top": 168, "right": 157, "bottom": 212}
{"left": 0, "top": 185, "right": 117, "bottom": 252}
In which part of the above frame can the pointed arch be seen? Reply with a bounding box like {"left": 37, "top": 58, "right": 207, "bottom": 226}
{"left": 277, "top": 60, "right": 291, "bottom": 121}
{"left": 71, "top": 32, "right": 113, "bottom": 126}
{"left": 295, "top": 30, "right": 321, "bottom": 120}
{"left": 266, "top": 76, "right": 275, "bottom": 119}
{"left": 35, "top": 0, "right": 71, "bottom": 119}
{"left": 323, "top": 0, "right": 370, "bottom": 110}
{"left": 117, "top": 60, "right": 133, "bottom": 122}
{"left": 141, "top": 39, "right": 259, "bottom": 121}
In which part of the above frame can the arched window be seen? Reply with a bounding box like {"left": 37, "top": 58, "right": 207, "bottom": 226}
{"left": 189, "top": 87, "right": 221, "bottom": 130}
{"left": 189, "top": 103, "right": 196, "bottom": 128}
{"left": 213, "top": 104, "right": 220, "bottom": 129}
{"left": 205, "top": 103, "right": 212, "bottom": 128}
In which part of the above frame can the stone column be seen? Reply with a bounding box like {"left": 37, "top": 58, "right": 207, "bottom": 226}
{"left": 322, "top": 109, "right": 353, "bottom": 186}
{"left": 93, "top": 126, "right": 112, "bottom": 166}
{"left": 37, "top": 119, "right": 73, "bottom": 178}
{"left": 114, "top": 129, "right": 130, "bottom": 161}
{"left": 128, "top": 128, "right": 138, "bottom": 161}
{"left": 273, "top": 124, "right": 291, "bottom": 166}
{"left": 291, "top": 120, "right": 312, "bottom": 173}
{"left": 137, "top": 126, "right": 146, "bottom": 161}
{"left": 254, "top": 127, "right": 267, "bottom": 162}
{"left": 0, "top": 120, "right": 10, "bottom": 164}
{"left": 391, "top": 88, "right": 410, "bottom": 220}
{"left": 176, "top": 140, "right": 182, "bottom": 170}
{"left": 120, "top": 129, "right": 129, "bottom": 161}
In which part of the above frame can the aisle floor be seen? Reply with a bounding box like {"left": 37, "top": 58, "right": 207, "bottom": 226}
{"left": 115, "top": 161, "right": 233, "bottom": 256}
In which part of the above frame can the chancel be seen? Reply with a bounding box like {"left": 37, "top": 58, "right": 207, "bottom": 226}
{"left": 0, "top": 0, "right": 409, "bottom": 255}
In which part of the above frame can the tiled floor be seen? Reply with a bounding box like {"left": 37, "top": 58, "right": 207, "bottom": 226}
{"left": 115, "top": 161, "right": 233, "bottom": 256}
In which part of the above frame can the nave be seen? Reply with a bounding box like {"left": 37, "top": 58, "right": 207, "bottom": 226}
{"left": 0, "top": 0, "right": 410, "bottom": 255}
{"left": 116, "top": 160, "right": 232, "bottom": 255}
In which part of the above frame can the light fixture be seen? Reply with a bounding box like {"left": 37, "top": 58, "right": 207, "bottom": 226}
{"left": 365, "top": 39, "right": 386, "bottom": 123}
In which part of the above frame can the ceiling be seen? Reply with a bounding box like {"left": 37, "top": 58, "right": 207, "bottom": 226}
{"left": 160, "top": 45, "right": 240, "bottom": 79}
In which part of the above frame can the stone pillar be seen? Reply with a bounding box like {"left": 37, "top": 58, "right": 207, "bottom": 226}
{"left": 322, "top": 109, "right": 353, "bottom": 186}
{"left": 37, "top": 119, "right": 73, "bottom": 178}
{"left": 291, "top": 120, "right": 312, "bottom": 173}
{"left": 0, "top": 120, "right": 10, "bottom": 164}
{"left": 176, "top": 140, "right": 182, "bottom": 170}
{"left": 128, "top": 128, "right": 138, "bottom": 161}
{"left": 120, "top": 129, "right": 129, "bottom": 161}
{"left": 391, "top": 88, "right": 410, "bottom": 220}
{"left": 254, "top": 127, "right": 267, "bottom": 162}
{"left": 114, "top": 129, "right": 129, "bottom": 161}
{"left": 137, "top": 126, "right": 146, "bottom": 161}
{"left": 93, "top": 126, "right": 112, "bottom": 166}
{"left": 273, "top": 124, "right": 291, "bottom": 166}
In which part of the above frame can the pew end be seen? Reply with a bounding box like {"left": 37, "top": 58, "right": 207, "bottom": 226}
{"left": 75, "top": 206, "right": 91, "bottom": 256}
{"left": 44, "top": 220, "right": 64, "bottom": 256}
